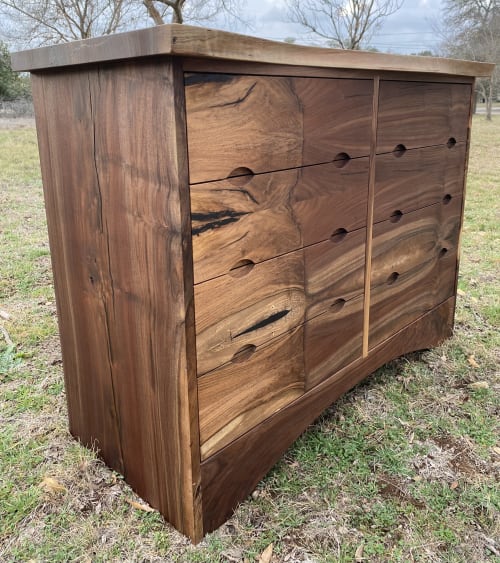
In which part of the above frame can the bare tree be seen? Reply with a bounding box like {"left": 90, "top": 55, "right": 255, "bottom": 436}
{"left": 142, "top": 0, "right": 244, "bottom": 26}
{"left": 0, "top": 0, "right": 143, "bottom": 46}
{"left": 0, "top": 0, "right": 247, "bottom": 48}
{"left": 440, "top": 0, "right": 499, "bottom": 120}
{"left": 286, "top": 0, "right": 403, "bottom": 50}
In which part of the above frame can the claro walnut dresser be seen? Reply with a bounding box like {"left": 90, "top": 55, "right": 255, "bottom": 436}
{"left": 12, "top": 25, "right": 494, "bottom": 541}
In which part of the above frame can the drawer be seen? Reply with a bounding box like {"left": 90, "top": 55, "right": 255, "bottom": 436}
{"left": 185, "top": 73, "right": 373, "bottom": 183}
{"left": 369, "top": 197, "right": 462, "bottom": 349}
{"left": 369, "top": 245, "right": 458, "bottom": 350}
{"left": 377, "top": 81, "right": 471, "bottom": 153}
{"left": 374, "top": 144, "right": 466, "bottom": 223}
{"left": 191, "top": 159, "right": 369, "bottom": 283}
{"left": 195, "top": 250, "right": 305, "bottom": 375}
{"left": 198, "top": 326, "right": 305, "bottom": 459}
{"left": 305, "top": 227, "right": 366, "bottom": 319}
{"left": 370, "top": 195, "right": 462, "bottom": 289}
{"left": 305, "top": 293, "right": 364, "bottom": 390}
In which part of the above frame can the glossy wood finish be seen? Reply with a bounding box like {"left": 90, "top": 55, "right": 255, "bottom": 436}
{"left": 198, "top": 326, "right": 305, "bottom": 459}
{"left": 377, "top": 81, "right": 472, "bottom": 153}
{"left": 191, "top": 159, "right": 369, "bottom": 284}
{"left": 185, "top": 74, "right": 373, "bottom": 183}
{"left": 374, "top": 144, "right": 466, "bottom": 223}
{"left": 32, "top": 60, "right": 202, "bottom": 542}
{"left": 194, "top": 249, "right": 306, "bottom": 375}
{"left": 12, "top": 24, "right": 495, "bottom": 77}
{"left": 200, "top": 297, "right": 456, "bottom": 534}
{"left": 305, "top": 293, "right": 364, "bottom": 389}
{"left": 305, "top": 228, "right": 366, "bottom": 319}
{"left": 369, "top": 197, "right": 462, "bottom": 349}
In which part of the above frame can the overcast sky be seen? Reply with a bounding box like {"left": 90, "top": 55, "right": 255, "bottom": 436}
{"left": 235, "top": 0, "right": 445, "bottom": 55}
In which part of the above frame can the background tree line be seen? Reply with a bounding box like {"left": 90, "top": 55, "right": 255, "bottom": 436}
{"left": 0, "top": 0, "right": 498, "bottom": 118}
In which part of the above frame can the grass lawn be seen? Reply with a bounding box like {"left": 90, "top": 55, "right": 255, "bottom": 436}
{"left": 0, "top": 116, "right": 499, "bottom": 562}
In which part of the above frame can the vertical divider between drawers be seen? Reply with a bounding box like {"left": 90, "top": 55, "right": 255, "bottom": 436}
{"left": 362, "top": 75, "right": 380, "bottom": 357}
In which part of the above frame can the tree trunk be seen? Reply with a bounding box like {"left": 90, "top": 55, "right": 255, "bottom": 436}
{"left": 143, "top": 0, "right": 165, "bottom": 25}
{"left": 486, "top": 77, "right": 493, "bottom": 121}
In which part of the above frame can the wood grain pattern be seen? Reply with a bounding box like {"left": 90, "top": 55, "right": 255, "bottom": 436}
{"left": 374, "top": 143, "right": 467, "bottom": 223}
{"left": 200, "top": 297, "right": 456, "bottom": 535}
{"left": 305, "top": 228, "right": 366, "bottom": 319}
{"left": 377, "top": 81, "right": 472, "bottom": 153}
{"left": 32, "top": 60, "right": 203, "bottom": 541}
{"left": 185, "top": 74, "right": 373, "bottom": 183}
{"left": 191, "top": 159, "right": 369, "bottom": 284}
{"left": 194, "top": 250, "right": 305, "bottom": 375}
{"left": 32, "top": 70, "right": 124, "bottom": 475}
{"left": 198, "top": 326, "right": 305, "bottom": 460}
{"left": 12, "top": 24, "right": 495, "bottom": 77}
{"left": 369, "top": 197, "right": 462, "bottom": 350}
{"left": 183, "top": 57, "right": 478, "bottom": 84}
{"left": 305, "top": 293, "right": 364, "bottom": 389}
{"left": 370, "top": 196, "right": 462, "bottom": 288}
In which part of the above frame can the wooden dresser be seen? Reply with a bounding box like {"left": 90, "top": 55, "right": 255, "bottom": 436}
{"left": 13, "top": 25, "right": 493, "bottom": 542}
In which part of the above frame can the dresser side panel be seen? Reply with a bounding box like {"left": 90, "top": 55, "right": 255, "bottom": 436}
{"left": 31, "top": 59, "right": 202, "bottom": 541}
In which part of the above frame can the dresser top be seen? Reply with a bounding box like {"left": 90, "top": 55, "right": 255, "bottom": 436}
{"left": 12, "top": 23, "right": 494, "bottom": 77}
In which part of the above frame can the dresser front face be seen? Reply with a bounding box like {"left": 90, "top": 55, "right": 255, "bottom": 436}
{"left": 184, "top": 70, "right": 472, "bottom": 463}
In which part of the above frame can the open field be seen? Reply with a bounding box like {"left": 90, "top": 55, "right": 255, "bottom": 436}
{"left": 0, "top": 116, "right": 499, "bottom": 562}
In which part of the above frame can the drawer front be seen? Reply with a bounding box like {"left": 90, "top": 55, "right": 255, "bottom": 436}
{"left": 198, "top": 326, "right": 305, "bottom": 459}
{"left": 374, "top": 144, "right": 466, "bottom": 223}
{"left": 377, "top": 81, "right": 471, "bottom": 153}
{"left": 369, "top": 247, "right": 458, "bottom": 350}
{"left": 195, "top": 250, "right": 305, "bottom": 375}
{"left": 369, "top": 197, "right": 462, "bottom": 349}
{"left": 370, "top": 195, "right": 462, "bottom": 288}
{"left": 185, "top": 73, "right": 373, "bottom": 183}
{"left": 305, "top": 227, "right": 366, "bottom": 319}
{"left": 191, "top": 159, "right": 369, "bottom": 284}
{"left": 305, "top": 293, "right": 364, "bottom": 390}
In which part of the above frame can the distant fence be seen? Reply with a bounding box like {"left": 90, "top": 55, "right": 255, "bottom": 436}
{"left": 0, "top": 98, "right": 34, "bottom": 117}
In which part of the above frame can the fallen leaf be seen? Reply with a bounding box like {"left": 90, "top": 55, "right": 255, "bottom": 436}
{"left": 0, "top": 310, "right": 11, "bottom": 320}
{"left": 450, "top": 481, "right": 459, "bottom": 490}
{"left": 491, "top": 446, "right": 500, "bottom": 456}
{"left": 457, "top": 288, "right": 466, "bottom": 297}
{"left": 468, "top": 355, "right": 480, "bottom": 368}
{"left": 469, "top": 381, "right": 489, "bottom": 389}
{"left": 355, "top": 543, "right": 364, "bottom": 561}
{"left": 40, "top": 476, "right": 67, "bottom": 494}
{"left": 126, "top": 498, "right": 155, "bottom": 512}
{"left": 258, "top": 543, "right": 273, "bottom": 563}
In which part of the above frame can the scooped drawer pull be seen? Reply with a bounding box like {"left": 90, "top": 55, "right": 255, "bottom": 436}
{"left": 228, "top": 259, "right": 255, "bottom": 278}
{"left": 330, "top": 228, "right": 348, "bottom": 243}
{"left": 231, "top": 344, "right": 257, "bottom": 363}
{"left": 330, "top": 298, "right": 346, "bottom": 313}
